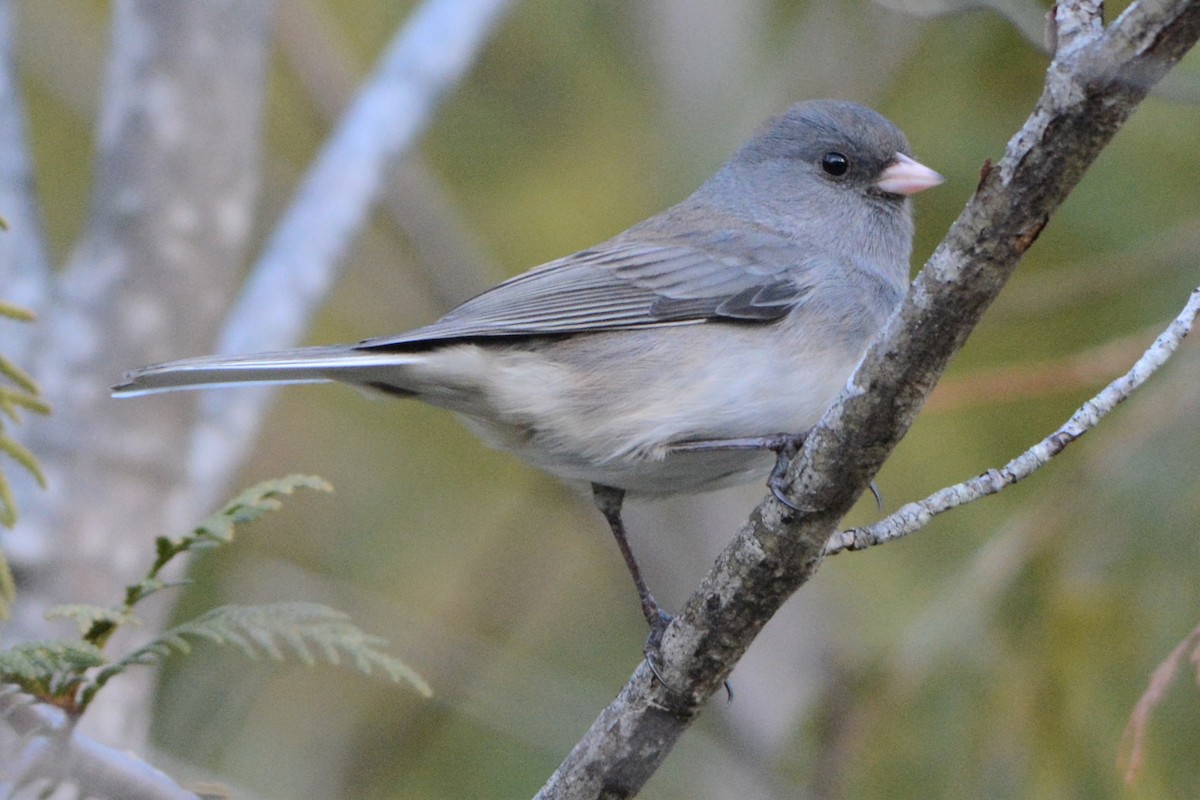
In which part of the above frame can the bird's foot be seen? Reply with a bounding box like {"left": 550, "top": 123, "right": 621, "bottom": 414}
{"left": 765, "top": 437, "right": 882, "bottom": 512}
{"left": 641, "top": 606, "right": 733, "bottom": 700}
{"left": 642, "top": 607, "right": 683, "bottom": 691}
{"left": 765, "top": 432, "right": 807, "bottom": 511}
{"left": 670, "top": 432, "right": 809, "bottom": 511}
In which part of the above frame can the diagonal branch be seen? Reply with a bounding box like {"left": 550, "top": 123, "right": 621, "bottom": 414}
{"left": 827, "top": 284, "right": 1200, "bottom": 554}
{"left": 535, "top": 0, "right": 1200, "bottom": 796}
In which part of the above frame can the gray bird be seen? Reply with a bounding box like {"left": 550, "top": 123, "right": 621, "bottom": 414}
{"left": 115, "top": 100, "right": 942, "bottom": 663}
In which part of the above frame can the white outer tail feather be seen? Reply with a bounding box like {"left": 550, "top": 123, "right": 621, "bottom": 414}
{"left": 112, "top": 345, "right": 424, "bottom": 397}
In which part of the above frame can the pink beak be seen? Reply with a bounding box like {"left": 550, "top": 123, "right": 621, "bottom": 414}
{"left": 876, "top": 153, "right": 944, "bottom": 196}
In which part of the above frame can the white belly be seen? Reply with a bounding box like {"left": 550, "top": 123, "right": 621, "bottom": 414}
{"left": 404, "top": 319, "right": 865, "bottom": 496}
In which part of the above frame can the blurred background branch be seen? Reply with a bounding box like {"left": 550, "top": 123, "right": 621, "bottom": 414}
{"left": 184, "top": 0, "right": 513, "bottom": 523}
{"left": 0, "top": 691, "right": 198, "bottom": 800}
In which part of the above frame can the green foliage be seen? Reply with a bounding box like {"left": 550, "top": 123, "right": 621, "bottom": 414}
{"left": 117, "top": 473, "right": 334, "bottom": 631}
{"left": 44, "top": 604, "right": 138, "bottom": 639}
{"left": 0, "top": 300, "right": 49, "bottom": 622}
{"left": 89, "top": 602, "right": 431, "bottom": 706}
{"left": 0, "top": 475, "right": 427, "bottom": 719}
{"left": 0, "top": 641, "right": 104, "bottom": 699}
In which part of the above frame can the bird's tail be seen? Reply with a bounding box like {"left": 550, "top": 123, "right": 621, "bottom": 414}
{"left": 112, "top": 345, "right": 423, "bottom": 397}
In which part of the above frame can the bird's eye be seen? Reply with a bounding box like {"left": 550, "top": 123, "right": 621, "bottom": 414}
{"left": 821, "top": 152, "right": 849, "bottom": 176}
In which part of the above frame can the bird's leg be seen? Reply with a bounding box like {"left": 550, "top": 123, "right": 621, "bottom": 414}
{"left": 671, "top": 432, "right": 808, "bottom": 510}
{"left": 591, "top": 484, "right": 673, "bottom": 681}
{"left": 671, "top": 433, "right": 883, "bottom": 512}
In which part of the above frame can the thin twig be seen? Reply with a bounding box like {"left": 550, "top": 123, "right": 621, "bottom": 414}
{"left": 1119, "top": 621, "right": 1200, "bottom": 783}
{"left": 827, "top": 285, "right": 1200, "bottom": 555}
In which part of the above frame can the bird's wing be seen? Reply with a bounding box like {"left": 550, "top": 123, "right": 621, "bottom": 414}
{"left": 358, "top": 229, "right": 822, "bottom": 349}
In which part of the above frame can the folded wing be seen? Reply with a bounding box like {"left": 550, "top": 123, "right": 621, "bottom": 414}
{"left": 359, "top": 228, "right": 824, "bottom": 349}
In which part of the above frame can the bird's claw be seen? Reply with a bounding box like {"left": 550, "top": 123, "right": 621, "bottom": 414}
{"left": 643, "top": 609, "right": 683, "bottom": 692}
{"left": 641, "top": 609, "right": 733, "bottom": 701}
{"left": 868, "top": 480, "right": 884, "bottom": 511}
{"left": 766, "top": 433, "right": 807, "bottom": 512}
{"left": 769, "top": 477, "right": 803, "bottom": 512}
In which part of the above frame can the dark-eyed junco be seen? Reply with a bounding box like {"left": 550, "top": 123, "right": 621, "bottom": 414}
{"left": 115, "top": 100, "right": 942, "bottom": 661}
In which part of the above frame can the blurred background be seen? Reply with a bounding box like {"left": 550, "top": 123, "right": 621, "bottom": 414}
{"left": 8, "top": 0, "right": 1200, "bottom": 797}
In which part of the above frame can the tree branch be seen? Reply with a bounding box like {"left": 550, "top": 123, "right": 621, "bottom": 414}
{"left": 0, "top": 691, "right": 198, "bottom": 800}
{"left": 535, "top": 0, "right": 1200, "bottom": 796}
{"left": 183, "top": 0, "right": 515, "bottom": 519}
{"left": 827, "top": 284, "right": 1200, "bottom": 554}
{"left": 275, "top": 1, "right": 497, "bottom": 310}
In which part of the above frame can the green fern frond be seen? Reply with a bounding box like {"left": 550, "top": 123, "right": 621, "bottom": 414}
{"left": 0, "top": 431, "right": 45, "bottom": 488}
{"left": 0, "top": 302, "right": 47, "bottom": 616}
{"left": 0, "top": 386, "right": 51, "bottom": 419}
{"left": 0, "top": 478, "right": 15, "bottom": 531}
{"left": 88, "top": 602, "right": 429, "bottom": 705}
{"left": 52, "top": 477, "right": 335, "bottom": 659}
{"left": 45, "top": 604, "right": 139, "bottom": 638}
{"left": 0, "top": 300, "right": 34, "bottom": 321}
{"left": 0, "top": 641, "right": 105, "bottom": 696}
{"left": 0, "top": 300, "right": 49, "bottom": 539}
{"left": 0, "top": 423, "right": 46, "bottom": 529}
{"left": 121, "top": 576, "right": 182, "bottom": 608}
{"left": 0, "top": 557, "right": 12, "bottom": 621}
{"left": 124, "top": 475, "right": 332, "bottom": 616}
{"left": 146, "top": 475, "right": 331, "bottom": 579}
{"left": 194, "top": 474, "right": 334, "bottom": 545}
{"left": 0, "top": 353, "right": 39, "bottom": 397}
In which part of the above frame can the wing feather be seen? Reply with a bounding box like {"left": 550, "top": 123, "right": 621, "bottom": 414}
{"left": 359, "top": 227, "right": 828, "bottom": 349}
